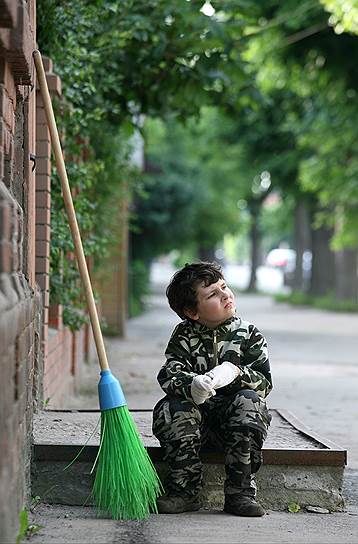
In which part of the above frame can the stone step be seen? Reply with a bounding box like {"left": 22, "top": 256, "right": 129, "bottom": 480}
{"left": 32, "top": 408, "right": 347, "bottom": 512}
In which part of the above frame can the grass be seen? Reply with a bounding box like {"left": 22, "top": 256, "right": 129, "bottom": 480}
{"left": 274, "top": 291, "right": 358, "bottom": 313}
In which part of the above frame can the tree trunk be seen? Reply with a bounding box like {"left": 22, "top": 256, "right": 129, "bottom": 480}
{"left": 197, "top": 246, "right": 216, "bottom": 262}
{"left": 247, "top": 205, "right": 260, "bottom": 292}
{"left": 309, "top": 222, "right": 336, "bottom": 297}
{"left": 335, "top": 248, "right": 358, "bottom": 302}
{"left": 292, "top": 200, "right": 311, "bottom": 292}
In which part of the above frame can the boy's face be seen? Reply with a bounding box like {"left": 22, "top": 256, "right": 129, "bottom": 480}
{"left": 185, "top": 278, "right": 236, "bottom": 329}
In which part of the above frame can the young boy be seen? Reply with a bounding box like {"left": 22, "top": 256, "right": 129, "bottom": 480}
{"left": 152, "top": 261, "right": 273, "bottom": 516}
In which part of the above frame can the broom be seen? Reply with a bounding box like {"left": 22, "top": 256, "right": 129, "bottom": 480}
{"left": 33, "top": 50, "right": 163, "bottom": 520}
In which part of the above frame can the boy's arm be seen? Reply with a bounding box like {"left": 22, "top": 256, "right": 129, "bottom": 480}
{"left": 221, "top": 324, "right": 272, "bottom": 398}
{"left": 238, "top": 325, "right": 273, "bottom": 398}
{"left": 157, "top": 323, "right": 197, "bottom": 399}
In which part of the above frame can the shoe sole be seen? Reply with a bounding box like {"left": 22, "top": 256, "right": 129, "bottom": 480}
{"left": 224, "top": 504, "right": 265, "bottom": 517}
{"left": 157, "top": 502, "right": 202, "bottom": 514}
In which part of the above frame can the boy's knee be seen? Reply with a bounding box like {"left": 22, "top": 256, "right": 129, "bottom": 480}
{"left": 153, "top": 397, "right": 201, "bottom": 441}
{"left": 232, "top": 389, "right": 261, "bottom": 407}
{"left": 227, "top": 389, "right": 271, "bottom": 429}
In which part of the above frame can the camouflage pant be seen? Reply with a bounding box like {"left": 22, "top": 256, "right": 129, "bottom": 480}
{"left": 152, "top": 389, "right": 271, "bottom": 500}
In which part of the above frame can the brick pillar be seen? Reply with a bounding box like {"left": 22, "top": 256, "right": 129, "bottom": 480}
{"left": 0, "top": 2, "right": 40, "bottom": 542}
{"left": 35, "top": 56, "right": 62, "bottom": 367}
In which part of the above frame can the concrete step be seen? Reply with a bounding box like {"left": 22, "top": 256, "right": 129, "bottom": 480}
{"left": 32, "top": 409, "right": 347, "bottom": 512}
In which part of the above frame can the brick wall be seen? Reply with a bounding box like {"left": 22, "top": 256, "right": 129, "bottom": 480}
{"left": 35, "top": 58, "right": 94, "bottom": 408}
{"left": 0, "top": 1, "right": 40, "bottom": 542}
{"left": 1, "top": 4, "right": 96, "bottom": 538}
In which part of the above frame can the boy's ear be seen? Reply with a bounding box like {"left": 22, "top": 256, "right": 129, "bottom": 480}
{"left": 184, "top": 307, "right": 199, "bottom": 320}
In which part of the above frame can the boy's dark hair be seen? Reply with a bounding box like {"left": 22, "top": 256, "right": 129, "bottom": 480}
{"left": 166, "top": 261, "right": 224, "bottom": 319}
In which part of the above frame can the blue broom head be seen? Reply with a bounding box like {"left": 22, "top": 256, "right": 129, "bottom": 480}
{"left": 98, "top": 369, "right": 127, "bottom": 410}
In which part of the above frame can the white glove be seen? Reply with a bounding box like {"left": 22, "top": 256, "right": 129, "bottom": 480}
{"left": 206, "top": 362, "right": 240, "bottom": 389}
{"left": 191, "top": 375, "right": 216, "bottom": 405}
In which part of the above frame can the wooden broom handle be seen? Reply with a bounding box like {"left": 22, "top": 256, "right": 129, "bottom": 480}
{"left": 33, "top": 50, "right": 110, "bottom": 372}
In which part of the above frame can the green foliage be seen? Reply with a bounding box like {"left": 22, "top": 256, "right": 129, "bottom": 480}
{"left": 320, "top": 1, "right": 358, "bottom": 34}
{"left": 16, "top": 510, "right": 43, "bottom": 543}
{"left": 287, "top": 502, "right": 301, "bottom": 513}
{"left": 139, "top": 110, "right": 250, "bottom": 262}
{"left": 49, "top": 148, "right": 107, "bottom": 331}
{"left": 36, "top": 0, "right": 254, "bottom": 324}
{"left": 260, "top": 196, "right": 295, "bottom": 253}
{"left": 37, "top": 0, "right": 358, "bottom": 317}
{"left": 275, "top": 291, "right": 358, "bottom": 313}
{"left": 37, "top": 0, "right": 250, "bottom": 126}
{"left": 128, "top": 259, "right": 151, "bottom": 317}
{"left": 239, "top": 0, "right": 358, "bottom": 250}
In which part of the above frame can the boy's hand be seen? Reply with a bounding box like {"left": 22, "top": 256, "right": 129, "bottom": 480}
{"left": 206, "top": 362, "right": 240, "bottom": 389}
{"left": 191, "top": 375, "right": 216, "bottom": 405}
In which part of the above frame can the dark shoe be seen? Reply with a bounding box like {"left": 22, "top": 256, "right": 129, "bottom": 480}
{"left": 224, "top": 496, "right": 265, "bottom": 517}
{"left": 156, "top": 493, "right": 202, "bottom": 514}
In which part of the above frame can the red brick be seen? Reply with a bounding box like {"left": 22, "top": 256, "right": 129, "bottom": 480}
{"left": 0, "top": 86, "right": 4, "bottom": 116}
{"left": 49, "top": 304, "right": 62, "bottom": 330}
{"left": 2, "top": 122, "right": 13, "bottom": 155}
{"left": 0, "top": 240, "right": 12, "bottom": 272}
{"left": 0, "top": 88, "right": 15, "bottom": 131}
{"left": 36, "top": 107, "right": 48, "bottom": 125}
{"left": 0, "top": 204, "right": 11, "bottom": 242}
{"left": 35, "top": 190, "right": 50, "bottom": 208}
{"left": 0, "top": 59, "right": 16, "bottom": 102}
{"left": 41, "top": 57, "right": 53, "bottom": 75}
{"left": 36, "top": 139, "right": 51, "bottom": 159}
{"left": 36, "top": 123, "right": 50, "bottom": 141}
{"left": 42, "top": 306, "right": 49, "bottom": 326}
{"left": 47, "top": 74, "right": 62, "bottom": 96}
{"left": 35, "top": 207, "right": 50, "bottom": 225}
{"left": 35, "top": 272, "right": 49, "bottom": 291}
{"left": 35, "top": 256, "right": 49, "bottom": 274}
{"left": 35, "top": 239, "right": 49, "bottom": 257}
{"left": 0, "top": 148, "right": 4, "bottom": 178}
{"left": 9, "top": 1, "right": 34, "bottom": 85}
{"left": 0, "top": 0, "right": 18, "bottom": 29}
{"left": 36, "top": 174, "right": 50, "bottom": 191}
{"left": 36, "top": 157, "right": 51, "bottom": 176}
{"left": 42, "top": 289, "right": 50, "bottom": 308}
{"left": 0, "top": 118, "right": 4, "bottom": 147}
{"left": 35, "top": 224, "right": 51, "bottom": 242}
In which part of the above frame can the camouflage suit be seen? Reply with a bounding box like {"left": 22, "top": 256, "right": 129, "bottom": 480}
{"left": 152, "top": 316, "right": 272, "bottom": 500}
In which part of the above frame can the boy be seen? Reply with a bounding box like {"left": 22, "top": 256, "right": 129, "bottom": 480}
{"left": 152, "top": 261, "right": 272, "bottom": 516}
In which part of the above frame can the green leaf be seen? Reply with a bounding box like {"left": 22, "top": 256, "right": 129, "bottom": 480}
{"left": 16, "top": 510, "right": 28, "bottom": 544}
{"left": 288, "top": 502, "right": 301, "bottom": 513}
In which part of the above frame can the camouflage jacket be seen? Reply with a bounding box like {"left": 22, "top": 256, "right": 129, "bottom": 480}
{"left": 157, "top": 316, "right": 272, "bottom": 401}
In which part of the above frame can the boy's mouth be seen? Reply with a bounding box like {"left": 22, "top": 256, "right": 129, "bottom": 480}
{"left": 224, "top": 301, "right": 234, "bottom": 309}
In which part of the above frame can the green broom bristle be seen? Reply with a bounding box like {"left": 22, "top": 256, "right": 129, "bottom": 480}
{"left": 92, "top": 406, "right": 163, "bottom": 520}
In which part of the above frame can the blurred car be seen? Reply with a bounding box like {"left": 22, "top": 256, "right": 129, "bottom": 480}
{"left": 266, "top": 248, "right": 312, "bottom": 287}
{"left": 265, "top": 248, "right": 296, "bottom": 272}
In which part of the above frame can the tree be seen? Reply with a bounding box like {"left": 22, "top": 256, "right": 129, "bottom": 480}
{"left": 36, "top": 0, "right": 255, "bottom": 321}
{"left": 240, "top": 0, "right": 358, "bottom": 299}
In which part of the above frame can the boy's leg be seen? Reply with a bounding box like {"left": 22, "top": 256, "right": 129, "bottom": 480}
{"left": 224, "top": 426, "right": 263, "bottom": 499}
{"left": 152, "top": 397, "right": 203, "bottom": 513}
{"left": 207, "top": 389, "right": 270, "bottom": 516}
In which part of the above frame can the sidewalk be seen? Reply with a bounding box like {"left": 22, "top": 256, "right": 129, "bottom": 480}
{"left": 29, "top": 269, "right": 358, "bottom": 543}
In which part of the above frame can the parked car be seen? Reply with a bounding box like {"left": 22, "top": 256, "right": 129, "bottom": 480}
{"left": 265, "top": 248, "right": 296, "bottom": 272}
{"left": 266, "top": 248, "right": 312, "bottom": 287}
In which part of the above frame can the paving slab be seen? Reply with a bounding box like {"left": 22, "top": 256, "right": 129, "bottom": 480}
{"left": 28, "top": 503, "right": 358, "bottom": 544}
{"left": 31, "top": 271, "right": 358, "bottom": 541}
{"left": 32, "top": 408, "right": 346, "bottom": 511}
